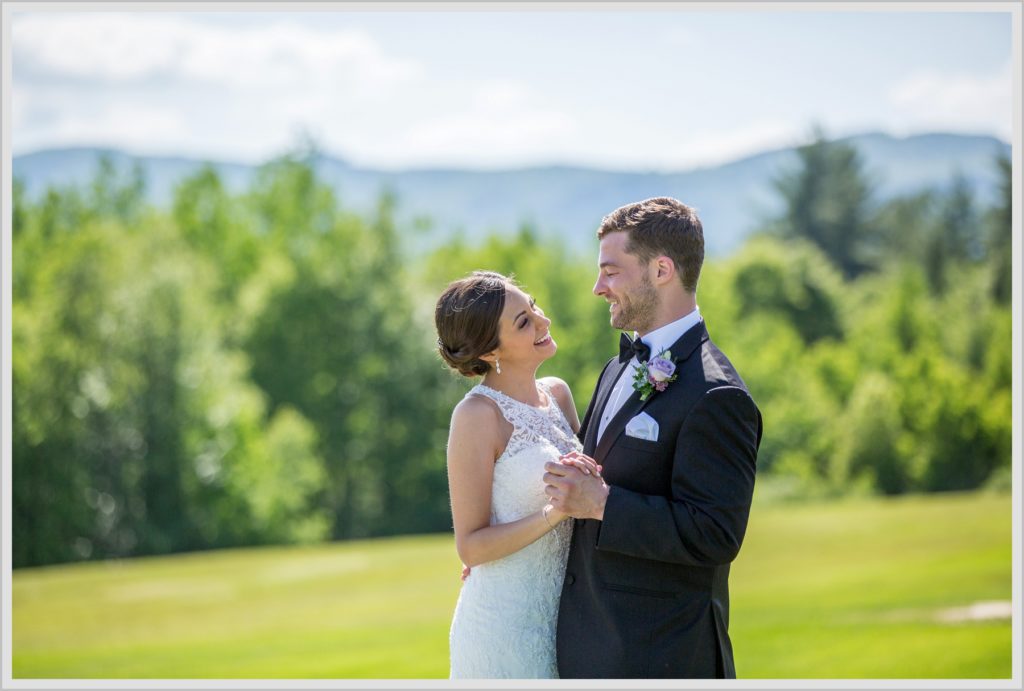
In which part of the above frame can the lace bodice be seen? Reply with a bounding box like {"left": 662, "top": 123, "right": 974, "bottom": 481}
{"left": 471, "top": 381, "right": 582, "bottom": 524}
{"left": 472, "top": 381, "right": 582, "bottom": 459}
{"left": 449, "top": 379, "right": 582, "bottom": 679}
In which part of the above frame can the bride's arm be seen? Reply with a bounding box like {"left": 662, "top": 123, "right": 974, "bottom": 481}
{"left": 447, "top": 395, "right": 569, "bottom": 568}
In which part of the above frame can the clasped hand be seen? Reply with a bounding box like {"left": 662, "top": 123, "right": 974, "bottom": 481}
{"left": 543, "top": 451, "right": 609, "bottom": 521}
{"left": 462, "top": 452, "right": 609, "bottom": 582}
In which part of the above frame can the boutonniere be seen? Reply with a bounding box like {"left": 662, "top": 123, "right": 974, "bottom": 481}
{"left": 632, "top": 350, "right": 678, "bottom": 401}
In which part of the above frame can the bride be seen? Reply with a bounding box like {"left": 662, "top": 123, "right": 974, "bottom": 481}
{"left": 434, "top": 271, "right": 598, "bottom": 679}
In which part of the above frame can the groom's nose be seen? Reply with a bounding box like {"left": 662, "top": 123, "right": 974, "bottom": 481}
{"left": 593, "top": 275, "right": 605, "bottom": 296}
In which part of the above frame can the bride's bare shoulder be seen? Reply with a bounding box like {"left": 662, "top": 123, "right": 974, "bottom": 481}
{"left": 453, "top": 391, "right": 500, "bottom": 422}
{"left": 450, "top": 392, "right": 510, "bottom": 436}
{"left": 449, "top": 392, "right": 510, "bottom": 461}
{"left": 539, "top": 376, "right": 574, "bottom": 406}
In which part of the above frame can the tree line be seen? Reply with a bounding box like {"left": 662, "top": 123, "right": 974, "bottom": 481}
{"left": 11, "top": 134, "right": 1012, "bottom": 567}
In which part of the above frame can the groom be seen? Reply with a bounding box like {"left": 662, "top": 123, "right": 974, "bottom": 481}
{"left": 543, "top": 197, "right": 762, "bottom": 678}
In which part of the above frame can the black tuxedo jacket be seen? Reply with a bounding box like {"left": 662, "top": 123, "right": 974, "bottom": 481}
{"left": 556, "top": 321, "right": 762, "bottom": 679}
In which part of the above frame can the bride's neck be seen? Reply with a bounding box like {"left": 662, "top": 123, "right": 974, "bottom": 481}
{"left": 481, "top": 371, "right": 544, "bottom": 406}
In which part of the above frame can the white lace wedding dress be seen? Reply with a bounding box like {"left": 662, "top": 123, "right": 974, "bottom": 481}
{"left": 448, "top": 380, "right": 582, "bottom": 679}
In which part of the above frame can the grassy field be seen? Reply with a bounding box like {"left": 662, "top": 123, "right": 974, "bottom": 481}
{"left": 12, "top": 490, "right": 1013, "bottom": 679}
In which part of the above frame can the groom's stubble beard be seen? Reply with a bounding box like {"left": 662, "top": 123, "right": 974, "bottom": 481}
{"left": 611, "top": 272, "right": 659, "bottom": 334}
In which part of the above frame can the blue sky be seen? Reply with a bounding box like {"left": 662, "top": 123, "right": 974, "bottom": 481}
{"left": 9, "top": 8, "right": 1015, "bottom": 171}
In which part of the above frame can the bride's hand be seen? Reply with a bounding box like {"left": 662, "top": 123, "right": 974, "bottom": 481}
{"left": 558, "top": 451, "right": 602, "bottom": 477}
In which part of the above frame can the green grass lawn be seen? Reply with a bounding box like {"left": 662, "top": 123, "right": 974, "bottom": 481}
{"left": 12, "top": 490, "right": 1013, "bottom": 679}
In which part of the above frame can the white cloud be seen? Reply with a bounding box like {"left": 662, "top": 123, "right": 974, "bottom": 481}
{"left": 887, "top": 59, "right": 1013, "bottom": 139}
{"left": 13, "top": 13, "right": 422, "bottom": 91}
{"left": 383, "top": 81, "right": 577, "bottom": 168}
{"left": 659, "top": 121, "right": 802, "bottom": 170}
{"left": 14, "top": 13, "right": 179, "bottom": 82}
{"left": 31, "top": 100, "right": 190, "bottom": 152}
{"left": 11, "top": 12, "right": 426, "bottom": 160}
{"left": 10, "top": 12, "right": 1013, "bottom": 169}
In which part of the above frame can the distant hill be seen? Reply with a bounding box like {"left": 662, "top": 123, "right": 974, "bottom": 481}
{"left": 13, "top": 132, "right": 1009, "bottom": 256}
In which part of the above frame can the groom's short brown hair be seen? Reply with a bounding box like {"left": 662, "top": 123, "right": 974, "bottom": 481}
{"left": 597, "top": 197, "right": 704, "bottom": 293}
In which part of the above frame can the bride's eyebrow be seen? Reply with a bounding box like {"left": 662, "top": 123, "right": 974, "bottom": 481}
{"left": 511, "top": 297, "right": 536, "bottom": 323}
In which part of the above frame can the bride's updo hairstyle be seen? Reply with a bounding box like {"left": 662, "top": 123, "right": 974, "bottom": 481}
{"left": 435, "top": 271, "right": 513, "bottom": 377}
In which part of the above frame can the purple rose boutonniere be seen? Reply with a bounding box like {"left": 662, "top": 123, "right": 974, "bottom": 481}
{"left": 632, "top": 350, "right": 678, "bottom": 401}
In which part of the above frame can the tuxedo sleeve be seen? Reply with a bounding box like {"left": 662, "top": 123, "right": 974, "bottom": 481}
{"left": 596, "top": 385, "right": 761, "bottom": 566}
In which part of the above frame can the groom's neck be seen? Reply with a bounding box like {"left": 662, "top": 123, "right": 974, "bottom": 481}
{"left": 637, "top": 292, "right": 697, "bottom": 338}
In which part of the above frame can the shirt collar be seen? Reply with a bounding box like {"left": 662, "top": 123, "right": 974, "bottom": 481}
{"left": 635, "top": 307, "right": 701, "bottom": 358}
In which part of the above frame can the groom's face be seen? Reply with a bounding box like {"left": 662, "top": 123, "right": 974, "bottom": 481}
{"left": 593, "top": 232, "right": 658, "bottom": 334}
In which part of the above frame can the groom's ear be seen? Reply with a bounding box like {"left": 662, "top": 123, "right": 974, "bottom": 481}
{"left": 652, "top": 255, "right": 677, "bottom": 285}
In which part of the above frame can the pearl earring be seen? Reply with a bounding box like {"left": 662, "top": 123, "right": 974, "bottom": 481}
{"left": 496, "top": 359, "right": 501, "bottom": 374}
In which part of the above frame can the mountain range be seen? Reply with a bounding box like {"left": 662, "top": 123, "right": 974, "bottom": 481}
{"left": 13, "top": 132, "right": 1009, "bottom": 256}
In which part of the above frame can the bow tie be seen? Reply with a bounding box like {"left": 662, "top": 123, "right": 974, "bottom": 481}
{"left": 618, "top": 333, "right": 652, "bottom": 364}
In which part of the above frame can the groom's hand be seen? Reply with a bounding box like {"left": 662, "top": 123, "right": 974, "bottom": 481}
{"left": 543, "top": 457, "right": 609, "bottom": 521}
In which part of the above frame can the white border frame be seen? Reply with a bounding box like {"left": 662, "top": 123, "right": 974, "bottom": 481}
{"left": 2, "top": 2, "right": 1020, "bottom": 690}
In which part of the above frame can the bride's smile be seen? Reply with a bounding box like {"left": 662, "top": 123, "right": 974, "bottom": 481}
{"left": 485, "top": 285, "right": 558, "bottom": 375}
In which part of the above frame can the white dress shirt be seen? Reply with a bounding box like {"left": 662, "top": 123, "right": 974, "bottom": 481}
{"left": 596, "top": 307, "right": 702, "bottom": 444}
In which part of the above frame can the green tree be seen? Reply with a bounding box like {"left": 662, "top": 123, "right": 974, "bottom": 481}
{"left": 872, "top": 190, "right": 936, "bottom": 269}
{"left": 242, "top": 160, "right": 455, "bottom": 540}
{"left": 833, "top": 373, "right": 909, "bottom": 494}
{"left": 12, "top": 162, "right": 329, "bottom": 566}
{"left": 726, "top": 237, "right": 844, "bottom": 345}
{"left": 90, "top": 154, "right": 147, "bottom": 224}
{"left": 985, "top": 152, "right": 1012, "bottom": 304}
{"left": 172, "top": 165, "right": 262, "bottom": 301}
{"left": 768, "top": 130, "right": 878, "bottom": 278}
{"left": 924, "top": 173, "right": 980, "bottom": 293}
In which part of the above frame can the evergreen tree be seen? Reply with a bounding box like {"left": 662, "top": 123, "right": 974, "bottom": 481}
{"left": 985, "top": 152, "right": 1012, "bottom": 304}
{"left": 769, "top": 130, "right": 878, "bottom": 279}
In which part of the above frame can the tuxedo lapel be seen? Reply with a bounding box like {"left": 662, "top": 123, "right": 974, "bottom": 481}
{"left": 584, "top": 358, "right": 631, "bottom": 456}
{"left": 594, "top": 321, "right": 710, "bottom": 460}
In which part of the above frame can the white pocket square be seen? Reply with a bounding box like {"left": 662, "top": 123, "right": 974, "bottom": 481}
{"left": 625, "top": 412, "right": 659, "bottom": 442}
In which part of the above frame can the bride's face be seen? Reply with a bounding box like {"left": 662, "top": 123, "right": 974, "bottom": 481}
{"left": 490, "top": 285, "right": 556, "bottom": 369}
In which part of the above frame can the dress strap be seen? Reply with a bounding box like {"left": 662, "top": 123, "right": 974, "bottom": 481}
{"left": 536, "top": 380, "right": 575, "bottom": 435}
{"left": 467, "top": 384, "right": 516, "bottom": 426}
